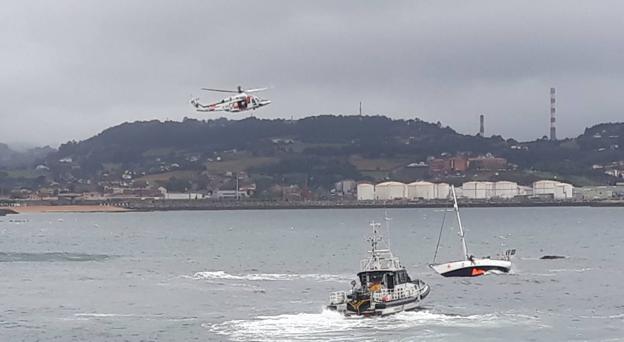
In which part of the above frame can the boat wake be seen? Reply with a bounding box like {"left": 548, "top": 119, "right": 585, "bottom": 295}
{"left": 206, "top": 309, "right": 540, "bottom": 341}
{"left": 484, "top": 269, "right": 507, "bottom": 276}
{"left": 188, "top": 270, "right": 351, "bottom": 282}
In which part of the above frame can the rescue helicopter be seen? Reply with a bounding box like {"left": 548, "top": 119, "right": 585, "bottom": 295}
{"left": 190, "top": 86, "right": 271, "bottom": 113}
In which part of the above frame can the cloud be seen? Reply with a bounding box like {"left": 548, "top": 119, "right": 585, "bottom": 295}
{"left": 1, "top": 0, "right": 623, "bottom": 146}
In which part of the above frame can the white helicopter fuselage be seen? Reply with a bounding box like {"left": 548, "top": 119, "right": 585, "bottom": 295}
{"left": 191, "top": 93, "right": 271, "bottom": 113}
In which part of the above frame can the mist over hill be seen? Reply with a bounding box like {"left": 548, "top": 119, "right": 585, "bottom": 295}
{"left": 0, "top": 143, "right": 55, "bottom": 169}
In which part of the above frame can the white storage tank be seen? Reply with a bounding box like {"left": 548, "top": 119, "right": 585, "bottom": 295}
{"left": 453, "top": 186, "right": 464, "bottom": 198}
{"left": 462, "top": 182, "right": 479, "bottom": 199}
{"left": 494, "top": 181, "right": 518, "bottom": 199}
{"left": 356, "top": 182, "right": 375, "bottom": 201}
{"left": 484, "top": 181, "right": 495, "bottom": 198}
{"left": 375, "top": 181, "right": 407, "bottom": 200}
{"left": 462, "top": 181, "right": 493, "bottom": 199}
{"left": 407, "top": 181, "right": 435, "bottom": 200}
{"left": 435, "top": 183, "right": 451, "bottom": 199}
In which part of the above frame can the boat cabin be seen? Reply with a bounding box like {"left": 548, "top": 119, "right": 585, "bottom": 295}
{"left": 357, "top": 269, "right": 411, "bottom": 290}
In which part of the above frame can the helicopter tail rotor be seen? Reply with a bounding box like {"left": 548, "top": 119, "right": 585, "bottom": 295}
{"left": 189, "top": 96, "right": 201, "bottom": 108}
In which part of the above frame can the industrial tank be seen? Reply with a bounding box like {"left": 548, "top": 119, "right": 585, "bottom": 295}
{"left": 407, "top": 181, "right": 435, "bottom": 200}
{"left": 494, "top": 181, "right": 518, "bottom": 199}
{"left": 356, "top": 182, "right": 375, "bottom": 201}
{"left": 435, "top": 183, "right": 451, "bottom": 199}
{"left": 375, "top": 181, "right": 407, "bottom": 200}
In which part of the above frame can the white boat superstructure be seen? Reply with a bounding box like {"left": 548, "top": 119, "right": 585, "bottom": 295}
{"left": 429, "top": 185, "right": 515, "bottom": 277}
{"left": 327, "top": 220, "right": 430, "bottom": 316}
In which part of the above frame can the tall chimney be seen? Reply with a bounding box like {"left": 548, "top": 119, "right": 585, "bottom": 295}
{"left": 479, "top": 114, "right": 485, "bottom": 136}
{"left": 550, "top": 87, "right": 557, "bottom": 140}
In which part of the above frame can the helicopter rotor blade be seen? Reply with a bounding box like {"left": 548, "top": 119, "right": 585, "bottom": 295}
{"left": 201, "top": 88, "right": 238, "bottom": 93}
{"left": 245, "top": 87, "right": 270, "bottom": 93}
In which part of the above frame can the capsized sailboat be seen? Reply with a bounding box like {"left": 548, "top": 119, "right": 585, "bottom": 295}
{"left": 429, "top": 185, "right": 515, "bottom": 277}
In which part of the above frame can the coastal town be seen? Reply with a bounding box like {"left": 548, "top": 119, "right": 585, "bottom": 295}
{"left": 2, "top": 144, "right": 624, "bottom": 213}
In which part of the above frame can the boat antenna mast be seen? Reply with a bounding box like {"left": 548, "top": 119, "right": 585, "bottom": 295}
{"left": 368, "top": 221, "right": 383, "bottom": 255}
{"left": 384, "top": 210, "right": 392, "bottom": 250}
{"left": 361, "top": 220, "right": 401, "bottom": 271}
{"left": 451, "top": 185, "right": 469, "bottom": 260}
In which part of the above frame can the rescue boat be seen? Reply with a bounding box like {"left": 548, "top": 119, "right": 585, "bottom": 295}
{"left": 327, "top": 220, "right": 430, "bottom": 316}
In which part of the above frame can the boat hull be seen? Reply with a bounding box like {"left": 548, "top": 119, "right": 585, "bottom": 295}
{"left": 429, "top": 258, "right": 511, "bottom": 277}
{"left": 327, "top": 283, "right": 430, "bottom": 317}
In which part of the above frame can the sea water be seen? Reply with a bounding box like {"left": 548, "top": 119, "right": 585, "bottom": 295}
{"left": 0, "top": 207, "right": 622, "bottom": 341}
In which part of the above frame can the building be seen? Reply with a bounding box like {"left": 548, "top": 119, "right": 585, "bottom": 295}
{"left": 356, "top": 182, "right": 375, "bottom": 200}
{"left": 469, "top": 156, "right": 508, "bottom": 171}
{"left": 449, "top": 156, "right": 469, "bottom": 172}
{"left": 518, "top": 185, "right": 532, "bottom": 196}
{"left": 165, "top": 192, "right": 207, "bottom": 200}
{"left": 532, "top": 180, "right": 573, "bottom": 199}
{"left": 216, "top": 190, "right": 248, "bottom": 199}
{"left": 335, "top": 179, "right": 357, "bottom": 196}
{"left": 429, "top": 158, "right": 448, "bottom": 174}
{"left": 374, "top": 181, "right": 407, "bottom": 200}
{"left": 429, "top": 155, "right": 469, "bottom": 174}
{"left": 574, "top": 186, "right": 615, "bottom": 200}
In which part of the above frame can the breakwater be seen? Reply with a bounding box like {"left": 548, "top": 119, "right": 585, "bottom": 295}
{"left": 3, "top": 198, "right": 624, "bottom": 213}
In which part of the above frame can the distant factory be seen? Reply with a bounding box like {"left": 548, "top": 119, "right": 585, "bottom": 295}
{"left": 356, "top": 180, "right": 575, "bottom": 201}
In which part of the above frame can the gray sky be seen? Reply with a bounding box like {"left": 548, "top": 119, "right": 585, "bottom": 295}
{"left": 1, "top": 1, "right": 623, "bottom": 147}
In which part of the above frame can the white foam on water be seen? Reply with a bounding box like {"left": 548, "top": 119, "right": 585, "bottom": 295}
{"left": 579, "top": 313, "right": 624, "bottom": 320}
{"left": 524, "top": 272, "right": 556, "bottom": 277}
{"left": 549, "top": 268, "right": 592, "bottom": 273}
{"left": 189, "top": 270, "right": 351, "bottom": 282}
{"left": 484, "top": 269, "right": 506, "bottom": 276}
{"left": 75, "top": 313, "right": 139, "bottom": 318}
{"left": 206, "top": 309, "right": 538, "bottom": 341}
{"left": 70, "top": 313, "right": 197, "bottom": 322}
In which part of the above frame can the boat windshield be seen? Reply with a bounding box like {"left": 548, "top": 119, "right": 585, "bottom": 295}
{"left": 358, "top": 271, "right": 398, "bottom": 288}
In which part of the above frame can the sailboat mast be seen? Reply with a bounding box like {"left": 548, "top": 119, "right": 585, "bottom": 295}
{"left": 451, "top": 185, "right": 469, "bottom": 260}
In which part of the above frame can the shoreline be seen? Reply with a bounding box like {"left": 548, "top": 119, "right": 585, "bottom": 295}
{"left": 3, "top": 199, "right": 624, "bottom": 214}
{"left": 1, "top": 205, "right": 129, "bottom": 214}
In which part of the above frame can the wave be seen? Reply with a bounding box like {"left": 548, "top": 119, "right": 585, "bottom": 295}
{"left": 206, "top": 309, "right": 539, "bottom": 341}
{"left": 549, "top": 268, "right": 592, "bottom": 273}
{"left": 75, "top": 313, "right": 141, "bottom": 318}
{"left": 188, "top": 271, "right": 351, "bottom": 282}
{"left": 0, "top": 252, "right": 111, "bottom": 263}
{"left": 578, "top": 313, "right": 624, "bottom": 320}
{"left": 484, "top": 269, "right": 508, "bottom": 276}
{"left": 70, "top": 313, "right": 197, "bottom": 321}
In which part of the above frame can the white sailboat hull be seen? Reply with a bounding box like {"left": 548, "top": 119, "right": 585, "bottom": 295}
{"left": 429, "top": 258, "right": 511, "bottom": 277}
